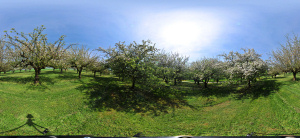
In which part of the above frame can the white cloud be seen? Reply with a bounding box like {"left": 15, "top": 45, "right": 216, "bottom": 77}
{"left": 134, "top": 9, "right": 237, "bottom": 61}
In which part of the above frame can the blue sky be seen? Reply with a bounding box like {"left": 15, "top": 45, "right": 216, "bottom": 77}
{"left": 1, "top": 0, "right": 300, "bottom": 62}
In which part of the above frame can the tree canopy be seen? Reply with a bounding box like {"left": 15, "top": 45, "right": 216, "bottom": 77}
{"left": 97, "top": 40, "right": 158, "bottom": 89}
{"left": 3, "top": 25, "right": 74, "bottom": 83}
{"left": 272, "top": 34, "right": 300, "bottom": 81}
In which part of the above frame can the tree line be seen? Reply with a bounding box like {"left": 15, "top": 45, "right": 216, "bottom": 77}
{"left": 0, "top": 26, "right": 299, "bottom": 88}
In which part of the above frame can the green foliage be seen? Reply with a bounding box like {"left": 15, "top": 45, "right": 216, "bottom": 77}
{"left": 97, "top": 40, "right": 158, "bottom": 89}
{"left": 2, "top": 25, "right": 74, "bottom": 83}
{"left": 190, "top": 58, "right": 222, "bottom": 88}
{"left": 272, "top": 34, "right": 300, "bottom": 81}
{"left": 68, "top": 45, "right": 98, "bottom": 79}
{"left": 156, "top": 50, "right": 189, "bottom": 85}
{"left": 221, "top": 48, "right": 268, "bottom": 87}
{"left": 89, "top": 58, "right": 108, "bottom": 76}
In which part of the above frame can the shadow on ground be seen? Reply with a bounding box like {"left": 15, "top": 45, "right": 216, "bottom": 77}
{"left": 175, "top": 79, "right": 280, "bottom": 101}
{"left": 76, "top": 77, "right": 194, "bottom": 115}
{"left": 234, "top": 80, "right": 280, "bottom": 100}
{"left": 0, "top": 76, "right": 55, "bottom": 91}
{"left": 0, "top": 114, "right": 49, "bottom": 135}
{"left": 173, "top": 82, "right": 235, "bottom": 98}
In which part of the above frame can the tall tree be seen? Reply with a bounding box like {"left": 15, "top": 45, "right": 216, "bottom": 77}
{"left": 191, "top": 58, "right": 221, "bottom": 88}
{"left": 68, "top": 45, "right": 98, "bottom": 79}
{"left": 271, "top": 34, "right": 300, "bottom": 81}
{"left": 97, "top": 40, "right": 158, "bottom": 89}
{"left": 222, "top": 48, "right": 267, "bottom": 87}
{"left": 3, "top": 25, "right": 73, "bottom": 83}
{"left": 156, "top": 50, "right": 189, "bottom": 85}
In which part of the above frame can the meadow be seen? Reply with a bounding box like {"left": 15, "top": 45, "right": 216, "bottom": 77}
{"left": 0, "top": 69, "right": 300, "bottom": 136}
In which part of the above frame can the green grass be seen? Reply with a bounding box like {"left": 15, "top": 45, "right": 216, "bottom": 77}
{"left": 1, "top": 69, "right": 300, "bottom": 136}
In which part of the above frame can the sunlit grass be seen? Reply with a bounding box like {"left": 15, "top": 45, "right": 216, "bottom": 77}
{"left": 0, "top": 70, "right": 300, "bottom": 136}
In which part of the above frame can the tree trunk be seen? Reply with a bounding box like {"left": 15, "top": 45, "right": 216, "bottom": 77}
{"left": 61, "top": 68, "right": 63, "bottom": 73}
{"left": 77, "top": 69, "right": 79, "bottom": 74}
{"left": 197, "top": 80, "right": 200, "bottom": 85}
{"left": 174, "top": 78, "right": 176, "bottom": 85}
{"left": 216, "top": 78, "right": 219, "bottom": 84}
{"left": 34, "top": 68, "right": 40, "bottom": 84}
{"left": 65, "top": 69, "right": 67, "bottom": 72}
{"left": 25, "top": 69, "right": 26, "bottom": 72}
{"left": 53, "top": 68, "right": 55, "bottom": 72}
{"left": 248, "top": 79, "right": 251, "bottom": 88}
{"left": 275, "top": 75, "right": 277, "bottom": 78}
{"left": 293, "top": 72, "right": 297, "bottom": 81}
{"left": 4, "top": 71, "right": 6, "bottom": 74}
{"left": 100, "top": 72, "right": 102, "bottom": 76}
{"left": 79, "top": 68, "right": 82, "bottom": 79}
{"left": 131, "top": 77, "right": 136, "bottom": 89}
{"left": 20, "top": 69, "right": 21, "bottom": 72}
{"left": 204, "top": 79, "right": 208, "bottom": 88}
{"left": 13, "top": 70, "right": 15, "bottom": 73}
{"left": 94, "top": 71, "right": 96, "bottom": 78}
{"left": 240, "top": 76, "right": 243, "bottom": 83}
{"left": 38, "top": 69, "right": 41, "bottom": 74}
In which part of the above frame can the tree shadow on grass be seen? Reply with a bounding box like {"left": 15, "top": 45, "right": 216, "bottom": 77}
{"left": 233, "top": 80, "right": 280, "bottom": 100}
{"left": 176, "top": 80, "right": 281, "bottom": 101}
{"left": 54, "top": 71, "right": 94, "bottom": 82}
{"left": 56, "top": 73, "right": 78, "bottom": 81}
{"left": 174, "top": 82, "right": 235, "bottom": 98}
{"left": 0, "top": 76, "right": 55, "bottom": 92}
{"left": 76, "top": 77, "right": 193, "bottom": 116}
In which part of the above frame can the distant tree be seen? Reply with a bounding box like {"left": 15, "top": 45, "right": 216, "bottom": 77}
{"left": 271, "top": 34, "right": 300, "bottom": 81}
{"left": 89, "top": 58, "right": 108, "bottom": 77}
{"left": 156, "top": 50, "right": 173, "bottom": 84}
{"left": 156, "top": 51, "right": 189, "bottom": 85}
{"left": 221, "top": 51, "right": 244, "bottom": 83}
{"left": 68, "top": 45, "right": 98, "bottom": 79}
{"left": 48, "top": 49, "right": 71, "bottom": 73}
{"left": 212, "top": 60, "right": 225, "bottom": 84}
{"left": 222, "top": 48, "right": 267, "bottom": 87}
{"left": 0, "top": 39, "right": 10, "bottom": 74}
{"left": 97, "top": 40, "right": 158, "bottom": 89}
{"left": 268, "top": 65, "right": 280, "bottom": 78}
{"left": 3, "top": 25, "right": 74, "bottom": 84}
{"left": 169, "top": 52, "right": 189, "bottom": 85}
{"left": 191, "top": 58, "right": 221, "bottom": 88}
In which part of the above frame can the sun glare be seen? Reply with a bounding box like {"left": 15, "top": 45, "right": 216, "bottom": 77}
{"left": 160, "top": 21, "right": 201, "bottom": 46}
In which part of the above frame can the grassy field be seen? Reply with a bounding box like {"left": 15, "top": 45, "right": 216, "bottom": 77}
{"left": 1, "top": 69, "right": 300, "bottom": 136}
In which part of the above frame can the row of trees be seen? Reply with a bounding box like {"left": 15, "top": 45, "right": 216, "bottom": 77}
{"left": 1, "top": 26, "right": 107, "bottom": 83}
{"left": 0, "top": 26, "right": 299, "bottom": 88}
{"left": 97, "top": 42, "right": 269, "bottom": 88}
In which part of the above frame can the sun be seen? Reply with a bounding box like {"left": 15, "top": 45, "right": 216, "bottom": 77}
{"left": 160, "top": 21, "right": 201, "bottom": 46}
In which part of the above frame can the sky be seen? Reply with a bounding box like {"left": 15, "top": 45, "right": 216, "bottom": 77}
{"left": 1, "top": 0, "right": 300, "bottom": 62}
